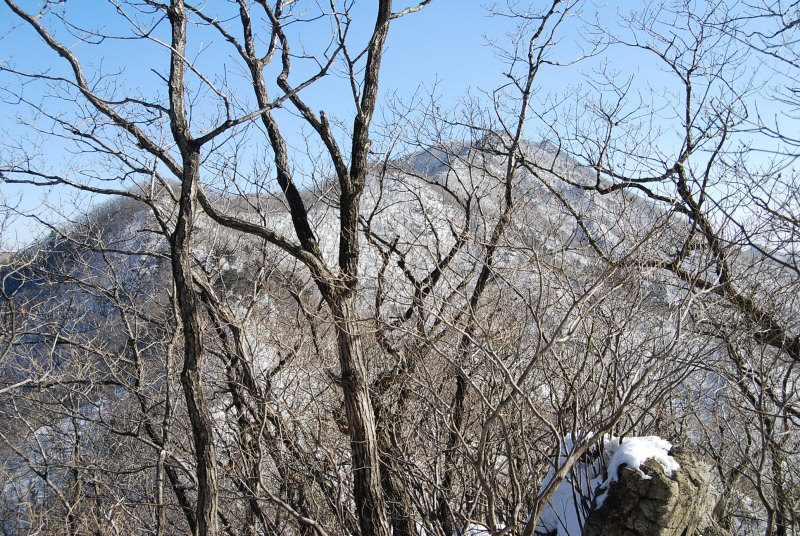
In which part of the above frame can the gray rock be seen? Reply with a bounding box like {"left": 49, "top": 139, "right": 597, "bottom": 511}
{"left": 583, "top": 447, "right": 727, "bottom": 536}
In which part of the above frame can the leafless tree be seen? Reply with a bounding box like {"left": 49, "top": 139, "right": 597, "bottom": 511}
{"left": 539, "top": 1, "right": 800, "bottom": 533}
{"left": 3, "top": 1, "right": 798, "bottom": 536}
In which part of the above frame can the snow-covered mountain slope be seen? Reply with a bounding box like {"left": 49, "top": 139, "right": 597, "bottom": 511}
{"left": 0, "top": 139, "right": 793, "bottom": 536}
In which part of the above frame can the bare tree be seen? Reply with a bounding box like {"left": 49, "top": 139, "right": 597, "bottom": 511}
{"left": 4, "top": 1, "right": 798, "bottom": 535}
{"left": 540, "top": 1, "right": 800, "bottom": 533}
{"left": 0, "top": 1, "right": 438, "bottom": 534}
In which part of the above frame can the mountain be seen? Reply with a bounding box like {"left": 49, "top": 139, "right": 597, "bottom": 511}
{"left": 0, "top": 139, "right": 792, "bottom": 535}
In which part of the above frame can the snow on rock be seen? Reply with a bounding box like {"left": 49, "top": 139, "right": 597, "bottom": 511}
{"left": 535, "top": 435, "right": 682, "bottom": 536}
{"left": 584, "top": 446, "right": 724, "bottom": 536}
{"left": 594, "top": 436, "right": 680, "bottom": 508}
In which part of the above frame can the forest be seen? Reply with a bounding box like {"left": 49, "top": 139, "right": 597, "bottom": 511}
{"left": 0, "top": 1, "right": 798, "bottom": 535}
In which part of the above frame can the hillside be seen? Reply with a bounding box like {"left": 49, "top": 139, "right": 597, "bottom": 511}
{"left": 0, "top": 140, "right": 796, "bottom": 536}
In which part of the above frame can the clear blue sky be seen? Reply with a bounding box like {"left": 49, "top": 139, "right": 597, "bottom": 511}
{"left": 0, "top": 1, "right": 528, "bottom": 248}
{"left": 0, "top": 1, "right": 790, "bottom": 249}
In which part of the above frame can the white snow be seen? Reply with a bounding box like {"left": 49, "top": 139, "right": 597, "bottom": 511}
{"left": 536, "top": 435, "right": 601, "bottom": 536}
{"left": 454, "top": 523, "right": 506, "bottom": 536}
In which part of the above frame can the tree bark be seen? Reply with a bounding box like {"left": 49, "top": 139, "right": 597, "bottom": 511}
{"left": 165, "top": 1, "right": 220, "bottom": 533}
{"left": 171, "top": 152, "right": 219, "bottom": 536}
{"left": 331, "top": 295, "right": 391, "bottom": 536}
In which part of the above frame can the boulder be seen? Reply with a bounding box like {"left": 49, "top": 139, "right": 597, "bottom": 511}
{"left": 583, "top": 447, "right": 726, "bottom": 536}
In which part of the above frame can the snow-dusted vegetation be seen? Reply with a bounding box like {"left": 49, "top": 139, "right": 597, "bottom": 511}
{"left": 1, "top": 1, "right": 799, "bottom": 535}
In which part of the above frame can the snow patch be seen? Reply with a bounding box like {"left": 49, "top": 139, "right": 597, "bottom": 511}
{"left": 454, "top": 523, "right": 506, "bottom": 536}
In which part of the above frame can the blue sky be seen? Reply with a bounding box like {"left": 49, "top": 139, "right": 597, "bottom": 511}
{"left": 0, "top": 1, "right": 523, "bottom": 247}
{"left": 0, "top": 1, "right": 792, "bottom": 248}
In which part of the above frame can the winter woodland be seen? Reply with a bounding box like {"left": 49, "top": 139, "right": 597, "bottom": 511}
{"left": 0, "top": 1, "right": 798, "bottom": 535}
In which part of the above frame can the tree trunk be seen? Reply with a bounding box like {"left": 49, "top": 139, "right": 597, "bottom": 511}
{"left": 333, "top": 295, "right": 390, "bottom": 536}
{"left": 171, "top": 152, "right": 219, "bottom": 536}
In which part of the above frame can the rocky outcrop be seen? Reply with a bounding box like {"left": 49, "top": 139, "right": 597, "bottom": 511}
{"left": 583, "top": 447, "right": 726, "bottom": 536}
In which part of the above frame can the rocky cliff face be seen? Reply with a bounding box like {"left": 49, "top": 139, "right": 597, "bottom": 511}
{"left": 583, "top": 448, "right": 725, "bottom": 536}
